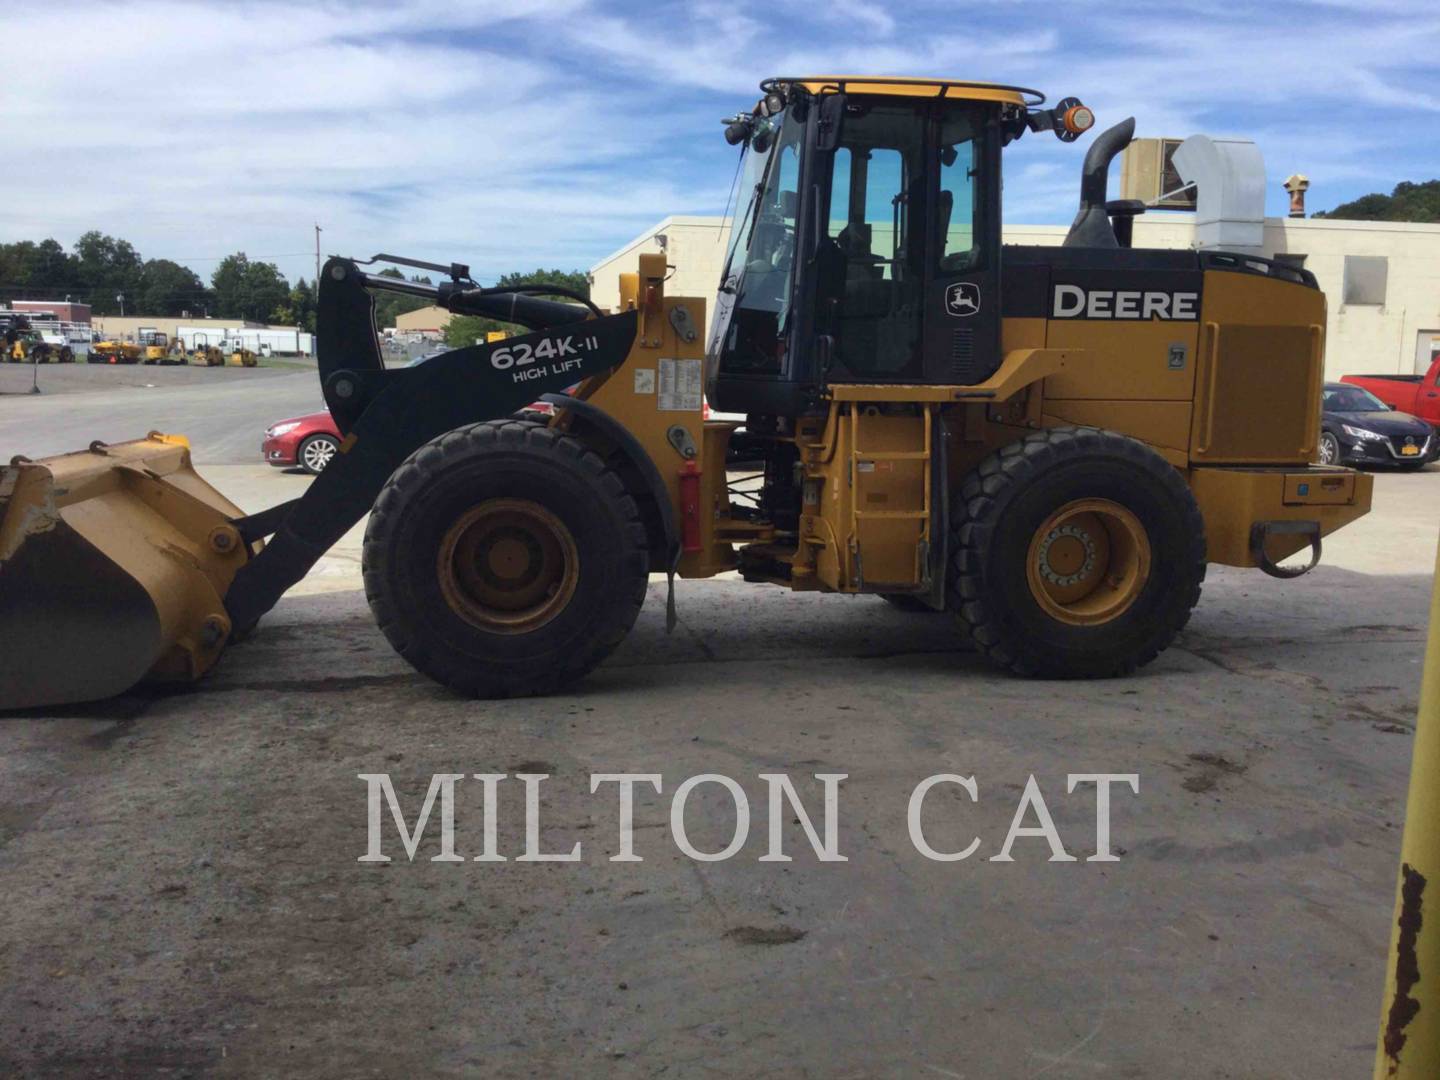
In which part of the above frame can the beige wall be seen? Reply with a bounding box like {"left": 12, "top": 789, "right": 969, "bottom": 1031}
{"left": 592, "top": 214, "right": 1440, "bottom": 380}
{"left": 1266, "top": 219, "right": 1440, "bottom": 378}
{"left": 590, "top": 216, "right": 731, "bottom": 341}
{"left": 393, "top": 305, "right": 451, "bottom": 333}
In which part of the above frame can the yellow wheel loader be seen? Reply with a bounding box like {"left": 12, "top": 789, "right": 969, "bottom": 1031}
{"left": 0, "top": 76, "right": 1372, "bottom": 710}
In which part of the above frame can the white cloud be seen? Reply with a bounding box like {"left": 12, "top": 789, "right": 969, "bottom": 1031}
{"left": 2, "top": 0, "right": 1437, "bottom": 293}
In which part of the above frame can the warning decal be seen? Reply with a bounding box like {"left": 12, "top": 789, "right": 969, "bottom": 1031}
{"left": 657, "top": 358, "right": 703, "bottom": 411}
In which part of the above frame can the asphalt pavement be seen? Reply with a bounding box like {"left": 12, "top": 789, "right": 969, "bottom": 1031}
{"left": 0, "top": 363, "right": 323, "bottom": 465}
{"left": 2, "top": 369, "right": 1439, "bottom": 1076}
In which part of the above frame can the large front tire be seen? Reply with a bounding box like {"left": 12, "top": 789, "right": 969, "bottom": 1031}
{"left": 949, "top": 427, "right": 1206, "bottom": 678}
{"left": 363, "top": 420, "right": 649, "bottom": 698}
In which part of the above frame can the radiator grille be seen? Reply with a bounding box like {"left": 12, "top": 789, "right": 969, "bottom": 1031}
{"left": 950, "top": 327, "right": 977, "bottom": 383}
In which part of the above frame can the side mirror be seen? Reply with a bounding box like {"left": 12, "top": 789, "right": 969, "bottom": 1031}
{"left": 816, "top": 94, "right": 845, "bottom": 151}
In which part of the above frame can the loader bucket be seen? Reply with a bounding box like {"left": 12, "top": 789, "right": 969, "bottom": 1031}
{"left": 0, "top": 434, "right": 251, "bottom": 710}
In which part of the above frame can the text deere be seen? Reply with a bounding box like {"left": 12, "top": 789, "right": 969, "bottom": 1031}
{"left": 1052, "top": 284, "right": 1199, "bottom": 322}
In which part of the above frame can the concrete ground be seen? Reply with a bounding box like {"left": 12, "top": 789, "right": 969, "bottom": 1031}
{"left": 0, "top": 359, "right": 311, "bottom": 399}
{"left": 1, "top": 372, "right": 1438, "bottom": 1077}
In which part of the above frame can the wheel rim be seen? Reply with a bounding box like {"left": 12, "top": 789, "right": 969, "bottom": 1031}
{"left": 1319, "top": 434, "right": 1337, "bottom": 464}
{"left": 302, "top": 438, "right": 337, "bottom": 471}
{"left": 1026, "top": 498, "right": 1152, "bottom": 626}
{"left": 437, "top": 499, "right": 579, "bottom": 634}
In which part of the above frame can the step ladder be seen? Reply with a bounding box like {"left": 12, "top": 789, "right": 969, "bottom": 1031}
{"left": 847, "top": 403, "right": 932, "bottom": 590}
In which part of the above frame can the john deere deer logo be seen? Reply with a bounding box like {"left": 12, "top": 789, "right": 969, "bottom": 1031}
{"left": 945, "top": 281, "right": 981, "bottom": 318}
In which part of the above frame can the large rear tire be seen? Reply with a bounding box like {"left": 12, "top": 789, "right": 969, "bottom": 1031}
{"left": 949, "top": 426, "right": 1206, "bottom": 678}
{"left": 363, "top": 419, "right": 649, "bottom": 698}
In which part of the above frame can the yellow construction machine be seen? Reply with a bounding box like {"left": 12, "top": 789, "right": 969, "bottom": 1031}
{"left": 0, "top": 76, "right": 1372, "bottom": 709}
{"left": 3, "top": 315, "right": 75, "bottom": 363}
{"left": 89, "top": 337, "right": 142, "bottom": 365}
{"left": 188, "top": 335, "right": 226, "bottom": 367}
{"left": 139, "top": 330, "right": 184, "bottom": 365}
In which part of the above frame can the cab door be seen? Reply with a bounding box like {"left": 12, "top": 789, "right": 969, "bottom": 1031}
{"left": 813, "top": 99, "right": 929, "bottom": 382}
{"left": 922, "top": 103, "right": 1001, "bottom": 386}
{"left": 813, "top": 98, "right": 1001, "bottom": 387}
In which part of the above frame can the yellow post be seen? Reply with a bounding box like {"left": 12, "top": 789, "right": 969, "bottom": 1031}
{"left": 1375, "top": 533, "right": 1440, "bottom": 1077}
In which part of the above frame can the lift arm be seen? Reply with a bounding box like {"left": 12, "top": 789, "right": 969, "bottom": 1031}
{"left": 222, "top": 257, "right": 637, "bottom": 635}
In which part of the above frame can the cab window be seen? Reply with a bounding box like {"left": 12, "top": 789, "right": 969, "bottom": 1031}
{"left": 820, "top": 101, "right": 927, "bottom": 380}
{"left": 937, "top": 112, "right": 979, "bottom": 271}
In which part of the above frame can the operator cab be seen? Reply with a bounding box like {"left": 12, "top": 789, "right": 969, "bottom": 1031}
{"left": 707, "top": 76, "right": 1093, "bottom": 418}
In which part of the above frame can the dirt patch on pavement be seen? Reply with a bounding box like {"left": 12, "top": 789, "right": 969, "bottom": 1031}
{"left": 724, "top": 926, "right": 807, "bottom": 946}
{"left": 1182, "top": 752, "right": 1248, "bottom": 793}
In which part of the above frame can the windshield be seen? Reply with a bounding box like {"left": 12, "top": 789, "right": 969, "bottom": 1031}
{"left": 1324, "top": 385, "right": 1387, "bottom": 412}
{"left": 712, "top": 109, "right": 804, "bottom": 375}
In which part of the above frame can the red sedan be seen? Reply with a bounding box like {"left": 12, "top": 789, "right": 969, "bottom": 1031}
{"left": 262, "top": 399, "right": 710, "bottom": 476}
{"left": 262, "top": 411, "right": 341, "bottom": 474}
{"left": 263, "top": 400, "right": 557, "bottom": 475}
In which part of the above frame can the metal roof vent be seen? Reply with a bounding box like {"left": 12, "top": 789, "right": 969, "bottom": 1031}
{"left": 1170, "top": 135, "right": 1267, "bottom": 252}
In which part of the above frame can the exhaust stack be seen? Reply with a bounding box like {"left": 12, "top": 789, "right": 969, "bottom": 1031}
{"left": 1062, "top": 117, "right": 1136, "bottom": 248}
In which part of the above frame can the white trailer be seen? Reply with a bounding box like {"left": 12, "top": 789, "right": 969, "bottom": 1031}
{"left": 175, "top": 326, "right": 306, "bottom": 355}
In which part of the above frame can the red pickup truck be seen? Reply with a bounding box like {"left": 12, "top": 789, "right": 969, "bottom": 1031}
{"left": 1342, "top": 355, "right": 1440, "bottom": 429}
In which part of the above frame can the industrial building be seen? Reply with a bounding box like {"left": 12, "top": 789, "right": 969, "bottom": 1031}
{"left": 8, "top": 299, "right": 92, "bottom": 324}
{"left": 391, "top": 305, "right": 452, "bottom": 336}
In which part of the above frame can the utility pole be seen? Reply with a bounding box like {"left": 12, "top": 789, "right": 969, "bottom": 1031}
{"left": 116, "top": 292, "right": 124, "bottom": 317}
{"left": 315, "top": 224, "right": 322, "bottom": 285}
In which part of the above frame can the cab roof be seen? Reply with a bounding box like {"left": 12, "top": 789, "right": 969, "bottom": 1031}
{"left": 763, "top": 76, "right": 1043, "bottom": 107}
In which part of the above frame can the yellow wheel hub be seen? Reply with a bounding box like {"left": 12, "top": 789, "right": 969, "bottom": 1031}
{"left": 437, "top": 499, "right": 579, "bottom": 634}
{"left": 1025, "top": 498, "right": 1151, "bottom": 626}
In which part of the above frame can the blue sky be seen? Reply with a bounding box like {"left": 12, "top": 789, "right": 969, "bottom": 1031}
{"left": 4, "top": 0, "right": 1437, "bottom": 287}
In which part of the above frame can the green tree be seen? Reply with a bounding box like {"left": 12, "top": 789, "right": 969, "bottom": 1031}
{"left": 371, "top": 268, "right": 434, "bottom": 330}
{"left": 74, "top": 231, "right": 144, "bottom": 315}
{"left": 211, "top": 253, "right": 290, "bottom": 322}
{"left": 136, "top": 259, "right": 210, "bottom": 316}
{"left": 271, "top": 278, "right": 317, "bottom": 331}
{"left": 0, "top": 239, "right": 81, "bottom": 300}
{"left": 295, "top": 278, "right": 318, "bottom": 331}
{"left": 1316, "top": 180, "right": 1440, "bottom": 222}
{"left": 440, "top": 269, "right": 591, "bottom": 347}
{"left": 443, "top": 314, "right": 508, "bottom": 348}
{"left": 496, "top": 268, "right": 589, "bottom": 299}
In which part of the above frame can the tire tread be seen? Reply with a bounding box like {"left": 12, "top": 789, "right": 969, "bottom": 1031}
{"left": 946, "top": 426, "right": 1207, "bottom": 678}
{"left": 363, "top": 419, "right": 648, "bottom": 698}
